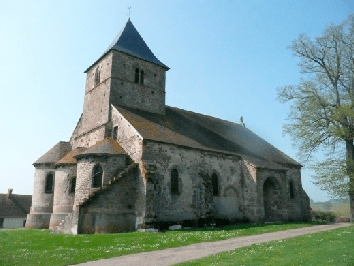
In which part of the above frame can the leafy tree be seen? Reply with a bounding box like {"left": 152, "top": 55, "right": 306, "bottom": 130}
{"left": 277, "top": 14, "right": 354, "bottom": 222}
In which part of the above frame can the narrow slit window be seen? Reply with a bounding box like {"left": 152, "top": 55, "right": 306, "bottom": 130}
{"left": 140, "top": 70, "right": 144, "bottom": 84}
{"left": 171, "top": 169, "right": 179, "bottom": 195}
{"left": 112, "top": 126, "right": 118, "bottom": 139}
{"left": 94, "top": 67, "right": 100, "bottom": 86}
{"left": 135, "top": 68, "right": 140, "bottom": 83}
{"left": 45, "top": 173, "right": 54, "bottom": 193}
{"left": 92, "top": 165, "right": 103, "bottom": 188}
{"left": 289, "top": 181, "right": 295, "bottom": 198}
{"left": 212, "top": 173, "right": 219, "bottom": 196}
{"left": 70, "top": 177, "right": 76, "bottom": 193}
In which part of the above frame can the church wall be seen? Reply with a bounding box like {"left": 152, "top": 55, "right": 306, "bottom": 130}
{"left": 141, "top": 141, "right": 243, "bottom": 225}
{"left": 74, "top": 52, "right": 113, "bottom": 137}
{"left": 78, "top": 167, "right": 138, "bottom": 233}
{"left": 285, "top": 167, "right": 311, "bottom": 221}
{"left": 74, "top": 155, "right": 127, "bottom": 206}
{"left": 80, "top": 79, "right": 111, "bottom": 134}
{"left": 70, "top": 125, "right": 106, "bottom": 149}
{"left": 49, "top": 165, "right": 76, "bottom": 229}
{"left": 255, "top": 169, "right": 287, "bottom": 222}
{"left": 85, "top": 52, "right": 113, "bottom": 94}
{"left": 241, "top": 161, "right": 261, "bottom": 222}
{"left": 110, "top": 51, "right": 166, "bottom": 114}
{"left": 111, "top": 106, "right": 143, "bottom": 162}
{"left": 25, "top": 165, "right": 55, "bottom": 229}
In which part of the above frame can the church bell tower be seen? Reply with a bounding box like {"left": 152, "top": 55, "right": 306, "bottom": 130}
{"left": 77, "top": 19, "right": 169, "bottom": 138}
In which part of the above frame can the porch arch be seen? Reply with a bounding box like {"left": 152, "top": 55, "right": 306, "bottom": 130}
{"left": 263, "top": 177, "right": 283, "bottom": 222}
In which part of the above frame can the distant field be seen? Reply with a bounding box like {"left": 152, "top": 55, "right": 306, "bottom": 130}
{"left": 311, "top": 203, "right": 350, "bottom": 217}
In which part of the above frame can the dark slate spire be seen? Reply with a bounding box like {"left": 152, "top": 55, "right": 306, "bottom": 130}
{"left": 104, "top": 19, "right": 168, "bottom": 69}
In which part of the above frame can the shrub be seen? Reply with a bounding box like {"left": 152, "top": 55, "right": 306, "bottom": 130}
{"left": 312, "top": 210, "right": 337, "bottom": 222}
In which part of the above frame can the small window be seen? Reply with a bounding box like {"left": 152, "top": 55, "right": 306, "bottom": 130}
{"left": 0, "top": 218, "right": 4, "bottom": 228}
{"left": 171, "top": 169, "right": 179, "bottom": 195}
{"left": 112, "top": 126, "right": 118, "bottom": 139}
{"left": 92, "top": 165, "right": 103, "bottom": 188}
{"left": 140, "top": 70, "right": 144, "bottom": 84}
{"left": 212, "top": 173, "right": 219, "bottom": 196}
{"left": 135, "top": 68, "right": 140, "bottom": 83}
{"left": 94, "top": 67, "right": 100, "bottom": 86}
{"left": 289, "top": 181, "right": 295, "bottom": 199}
{"left": 70, "top": 177, "right": 76, "bottom": 193}
{"left": 45, "top": 173, "right": 54, "bottom": 193}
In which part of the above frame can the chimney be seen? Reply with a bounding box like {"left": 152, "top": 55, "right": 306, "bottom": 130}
{"left": 7, "top": 188, "right": 13, "bottom": 198}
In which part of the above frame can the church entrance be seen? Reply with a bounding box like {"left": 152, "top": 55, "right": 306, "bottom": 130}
{"left": 263, "top": 177, "right": 283, "bottom": 222}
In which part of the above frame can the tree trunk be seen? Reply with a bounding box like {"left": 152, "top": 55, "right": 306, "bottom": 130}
{"left": 346, "top": 139, "right": 354, "bottom": 223}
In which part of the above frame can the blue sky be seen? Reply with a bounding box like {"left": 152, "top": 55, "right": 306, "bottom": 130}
{"left": 1, "top": 0, "right": 353, "bottom": 201}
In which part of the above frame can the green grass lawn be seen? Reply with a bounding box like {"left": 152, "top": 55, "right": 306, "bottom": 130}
{"left": 177, "top": 225, "right": 354, "bottom": 266}
{"left": 0, "top": 222, "right": 323, "bottom": 266}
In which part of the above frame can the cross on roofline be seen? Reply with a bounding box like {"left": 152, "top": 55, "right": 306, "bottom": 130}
{"left": 128, "top": 7, "right": 131, "bottom": 19}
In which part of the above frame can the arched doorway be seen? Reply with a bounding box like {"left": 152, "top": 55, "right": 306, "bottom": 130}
{"left": 263, "top": 177, "right": 283, "bottom": 222}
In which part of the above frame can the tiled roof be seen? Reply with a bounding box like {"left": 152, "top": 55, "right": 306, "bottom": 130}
{"left": 56, "top": 147, "right": 87, "bottom": 165}
{"left": 113, "top": 105, "right": 300, "bottom": 169}
{"left": 75, "top": 139, "right": 127, "bottom": 158}
{"left": 85, "top": 19, "right": 168, "bottom": 72}
{"left": 0, "top": 193, "right": 32, "bottom": 218}
{"left": 34, "top": 141, "right": 72, "bottom": 165}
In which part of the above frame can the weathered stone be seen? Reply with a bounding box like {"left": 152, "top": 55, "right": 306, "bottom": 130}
{"left": 26, "top": 18, "right": 311, "bottom": 234}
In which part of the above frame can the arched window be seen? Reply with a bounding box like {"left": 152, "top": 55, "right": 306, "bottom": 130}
{"left": 212, "top": 173, "right": 219, "bottom": 196}
{"left": 94, "top": 67, "right": 100, "bottom": 86}
{"left": 135, "top": 68, "right": 140, "bottom": 83}
{"left": 140, "top": 70, "right": 144, "bottom": 84}
{"left": 70, "top": 177, "right": 76, "bottom": 193}
{"left": 112, "top": 126, "right": 118, "bottom": 139}
{"left": 45, "top": 173, "right": 54, "bottom": 193}
{"left": 171, "top": 169, "right": 179, "bottom": 195}
{"left": 289, "top": 181, "right": 295, "bottom": 199}
{"left": 92, "top": 165, "right": 103, "bottom": 188}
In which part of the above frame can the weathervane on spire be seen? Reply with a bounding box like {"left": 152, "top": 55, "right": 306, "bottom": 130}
{"left": 128, "top": 7, "right": 132, "bottom": 19}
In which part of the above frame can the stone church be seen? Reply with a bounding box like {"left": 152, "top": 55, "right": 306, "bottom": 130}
{"left": 26, "top": 19, "right": 311, "bottom": 234}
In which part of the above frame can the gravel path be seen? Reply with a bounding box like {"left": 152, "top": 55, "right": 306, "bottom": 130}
{"left": 74, "top": 223, "right": 352, "bottom": 266}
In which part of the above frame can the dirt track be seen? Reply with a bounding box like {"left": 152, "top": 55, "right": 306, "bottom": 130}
{"left": 74, "top": 223, "right": 352, "bottom": 266}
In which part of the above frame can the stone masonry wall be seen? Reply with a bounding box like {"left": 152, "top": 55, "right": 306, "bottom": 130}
{"left": 73, "top": 52, "right": 113, "bottom": 139}
{"left": 255, "top": 169, "right": 287, "bottom": 221}
{"left": 52, "top": 165, "right": 76, "bottom": 214}
{"left": 240, "top": 160, "right": 260, "bottom": 222}
{"left": 141, "top": 140, "right": 243, "bottom": 224}
{"left": 79, "top": 167, "right": 138, "bottom": 233}
{"left": 285, "top": 167, "right": 311, "bottom": 221}
{"left": 74, "top": 155, "right": 127, "bottom": 206}
{"left": 25, "top": 165, "right": 55, "bottom": 229}
{"left": 111, "top": 106, "right": 143, "bottom": 162}
{"left": 30, "top": 166, "right": 55, "bottom": 214}
{"left": 110, "top": 51, "right": 166, "bottom": 115}
{"left": 80, "top": 79, "right": 111, "bottom": 135}
{"left": 85, "top": 53, "right": 113, "bottom": 94}
{"left": 70, "top": 125, "right": 106, "bottom": 149}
